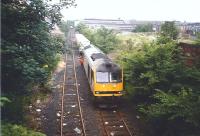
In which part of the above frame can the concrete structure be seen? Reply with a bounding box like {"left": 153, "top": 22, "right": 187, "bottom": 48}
{"left": 76, "top": 18, "right": 200, "bottom": 35}
{"left": 180, "top": 23, "right": 200, "bottom": 35}
{"left": 79, "top": 18, "right": 134, "bottom": 32}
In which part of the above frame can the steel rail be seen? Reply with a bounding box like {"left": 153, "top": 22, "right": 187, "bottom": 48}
{"left": 99, "top": 110, "right": 133, "bottom": 136}
{"left": 99, "top": 111, "right": 111, "bottom": 136}
{"left": 60, "top": 54, "right": 67, "bottom": 136}
{"left": 72, "top": 50, "right": 86, "bottom": 136}
{"left": 118, "top": 112, "right": 133, "bottom": 136}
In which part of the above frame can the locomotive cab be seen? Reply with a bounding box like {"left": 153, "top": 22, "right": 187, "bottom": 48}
{"left": 76, "top": 34, "right": 124, "bottom": 106}
{"left": 94, "top": 61, "right": 123, "bottom": 97}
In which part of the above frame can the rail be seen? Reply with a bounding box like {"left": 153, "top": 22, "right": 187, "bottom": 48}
{"left": 60, "top": 49, "right": 86, "bottom": 135}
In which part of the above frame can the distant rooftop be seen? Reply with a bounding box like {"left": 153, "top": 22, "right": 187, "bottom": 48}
{"left": 80, "top": 18, "right": 134, "bottom": 32}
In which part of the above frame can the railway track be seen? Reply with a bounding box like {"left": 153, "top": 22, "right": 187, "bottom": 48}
{"left": 97, "top": 109, "right": 133, "bottom": 136}
{"left": 56, "top": 29, "right": 136, "bottom": 136}
{"left": 60, "top": 50, "right": 86, "bottom": 136}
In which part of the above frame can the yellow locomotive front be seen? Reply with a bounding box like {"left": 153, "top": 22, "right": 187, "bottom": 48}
{"left": 93, "top": 61, "right": 124, "bottom": 97}
{"left": 76, "top": 35, "right": 124, "bottom": 102}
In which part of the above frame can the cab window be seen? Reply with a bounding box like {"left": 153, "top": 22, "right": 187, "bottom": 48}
{"left": 96, "top": 72, "right": 109, "bottom": 83}
{"left": 110, "top": 71, "right": 122, "bottom": 82}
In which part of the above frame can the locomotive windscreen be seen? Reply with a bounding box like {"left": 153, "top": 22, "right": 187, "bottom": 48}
{"left": 96, "top": 70, "right": 122, "bottom": 83}
{"left": 96, "top": 59, "right": 122, "bottom": 83}
{"left": 110, "top": 71, "right": 122, "bottom": 82}
{"left": 96, "top": 72, "right": 109, "bottom": 83}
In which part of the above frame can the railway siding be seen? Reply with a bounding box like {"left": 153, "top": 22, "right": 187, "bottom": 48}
{"left": 60, "top": 51, "right": 86, "bottom": 136}
{"left": 96, "top": 110, "right": 133, "bottom": 136}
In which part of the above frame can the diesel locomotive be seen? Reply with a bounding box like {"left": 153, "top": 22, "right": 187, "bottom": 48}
{"left": 76, "top": 34, "right": 124, "bottom": 101}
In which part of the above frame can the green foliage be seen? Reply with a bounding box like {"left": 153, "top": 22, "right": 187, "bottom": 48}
{"left": 139, "top": 88, "right": 200, "bottom": 136}
{"left": 195, "top": 32, "right": 200, "bottom": 44}
{"left": 2, "top": 0, "right": 66, "bottom": 93}
{"left": 76, "top": 23, "right": 95, "bottom": 42}
{"left": 2, "top": 94, "right": 30, "bottom": 123}
{"left": 0, "top": 97, "right": 11, "bottom": 107}
{"left": 157, "top": 21, "right": 179, "bottom": 44}
{"left": 92, "top": 27, "right": 119, "bottom": 53}
{"left": 1, "top": 0, "right": 73, "bottom": 132}
{"left": 117, "top": 33, "right": 156, "bottom": 52}
{"left": 119, "top": 42, "right": 179, "bottom": 96}
{"left": 133, "top": 23, "right": 153, "bottom": 32}
{"left": 76, "top": 23, "right": 88, "bottom": 33}
{"left": 141, "top": 88, "right": 200, "bottom": 125}
{"left": 76, "top": 24, "right": 119, "bottom": 53}
{"left": 58, "top": 20, "right": 74, "bottom": 36}
{"left": 118, "top": 41, "right": 200, "bottom": 135}
{"left": 2, "top": 123, "right": 46, "bottom": 136}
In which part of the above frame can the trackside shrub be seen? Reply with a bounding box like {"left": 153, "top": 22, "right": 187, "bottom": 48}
{"left": 2, "top": 123, "right": 46, "bottom": 136}
{"left": 118, "top": 41, "right": 200, "bottom": 135}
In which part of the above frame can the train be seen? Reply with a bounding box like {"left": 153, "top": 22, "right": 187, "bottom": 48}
{"left": 75, "top": 34, "right": 124, "bottom": 103}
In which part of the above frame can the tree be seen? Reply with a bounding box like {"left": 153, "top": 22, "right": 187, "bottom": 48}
{"left": 75, "top": 23, "right": 95, "bottom": 41}
{"left": 93, "top": 27, "right": 119, "bottom": 53}
{"left": 76, "top": 25, "right": 119, "bottom": 53}
{"left": 2, "top": 0, "right": 75, "bottom": 94}
{"left": 0, "top": 97, "right": 11, "bottom": 107}
{"left": 58, "top": 20, "right": 75, "bottom": 36}
{"left": 1, "top": 0, "right": 75, "bottom": 126}
{"left": 195, "top": 32, "right": 200, "bottom": 44}
{"left": 2, "top": 123, "right": 46, "bottom": 136}
{"left": 158, "top": 21, "right": 179, "bottom": 43}
{"left": 133, "top": 23, "right": 153, "bottom": 32}
{"left": 76, "top": 23, "right": 88, "bottom": 33}
{"left": 118, "top": 41, "right": 200, "bottom": 135}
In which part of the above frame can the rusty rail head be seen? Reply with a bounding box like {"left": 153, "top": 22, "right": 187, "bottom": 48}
{"left": 99, "top": 110, "right": 133, "bottom": 136}
{"left": 60, "top": 51, "right": 86, "bottom": 136}
{"left": 60, "top": 54, "right": 67, "bottom": 136}
{"left": 118, "top": 112, "right": 133, "bottom": 136}
{"left": 100, "top": 111, "right": 112, "bottom": 136}
{"left": 60, "top": 50, "right": 86, "bottom": 136}
{"left": 72, "top": 51, "right": 87, "bottom": 136}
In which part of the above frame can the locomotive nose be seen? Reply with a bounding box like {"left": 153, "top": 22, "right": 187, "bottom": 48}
{"left": 112, "top": 84, "right": 117, "bottom": 89}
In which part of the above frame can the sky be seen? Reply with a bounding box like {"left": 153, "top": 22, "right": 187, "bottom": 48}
{"left": 61, "top": 0, "right": 200, "bottom": 22}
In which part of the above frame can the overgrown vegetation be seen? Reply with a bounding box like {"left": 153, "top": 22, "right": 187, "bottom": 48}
{"left": 196, "top": 32, "right": 200, "bottom": 44}
{"left": 133, "top": 23, "right": 154, "bottom": 32}
{"left": 0, "top": 97, "right": 11, "bottom": 107}
{"left": 2, "top": 123, "right": 45, "bottom": 136}
{"left": 76, "top": 24, "right": 119, "bottom": 53}
{"left": 157, "top": 21, "right": 179, "bottom": 44}
{"left": 2, "top": 0, "right": 75, "bottom": 135}
{"left": 117, "top": 22, "right": 200, "bottom": 135}
{"left": 2, "top": 0, "right": 66, "bottom": 94}
{"left": 58, "top": 20, "right": 75, "bottom": 36}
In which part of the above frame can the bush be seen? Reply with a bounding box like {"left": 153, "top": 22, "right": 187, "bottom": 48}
{"left": 2, "top": 123, "right": 46, "bottom": 136}
{"left": 133, "top": 23, "right": 153, "bottom": 32}
{"left": 2, "top": 0, "right": 65, "bottom": 94}
{"left": 118, "top": 41, "right": 200, "bottom": 135}
{"left": 0, "top": 97, "right": 11, "bottom": 107}
{"left": 76, "top": 25, "right": 119, "bottom": 53}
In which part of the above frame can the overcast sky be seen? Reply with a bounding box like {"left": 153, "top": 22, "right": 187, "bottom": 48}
{"left": 61, "top": 0, "right": 200, "bottom": 22}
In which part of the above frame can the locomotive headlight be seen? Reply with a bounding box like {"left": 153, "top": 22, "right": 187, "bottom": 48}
{"left": 95, "top": 91, "right": 100, "bottom": 94}
{"left": 118, "top": 91, "right": 123, "bottom": 94}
